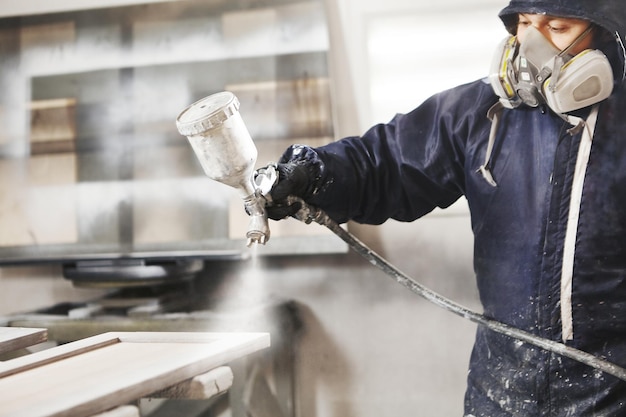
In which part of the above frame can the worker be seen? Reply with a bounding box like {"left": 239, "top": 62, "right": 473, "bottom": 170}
{"left": 257, "top": 0, "right": 626, "bottom": 414}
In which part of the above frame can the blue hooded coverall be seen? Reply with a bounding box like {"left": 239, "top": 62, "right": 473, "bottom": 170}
{"left": 279, "top": 0, "right": 626, "bottom": 415}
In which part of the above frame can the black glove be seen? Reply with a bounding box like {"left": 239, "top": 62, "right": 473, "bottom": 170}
{"left": 263, "top": 162, "right": 312, "bottom": 220}
{"left": 259, "top": 145, "right": 326, "bottom": 220}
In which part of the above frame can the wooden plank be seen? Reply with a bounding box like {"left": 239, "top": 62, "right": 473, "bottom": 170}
{"left": 89, "top": 405, "right": 139, "bottom": 417}
{"left": 148, "top": 365, "right": 233, "bottom": 400}
{"left": 30, "top": 98, "right": 77, "bottom": 146}
{"left": 0, "top": 327, "right": 47, "bottom": 355}
{"left": 0, "top": 332, "right": 269, "bottom": 417}
{"left": 29, "top": 98, "right": 77, "bottom": 111}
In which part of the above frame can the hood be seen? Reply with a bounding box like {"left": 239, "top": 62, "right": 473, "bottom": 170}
{"left": 499, "top": 0, "right": 626, "bottom": 82}
{"left": 499, "top": 0, "right": 626, "bottom": 36}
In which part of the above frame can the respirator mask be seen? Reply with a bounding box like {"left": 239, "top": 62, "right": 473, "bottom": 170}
{"left": 489, "top": 25, "right": 614, "bottom": 114}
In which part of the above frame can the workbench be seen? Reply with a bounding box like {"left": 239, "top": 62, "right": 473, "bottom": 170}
{"left": 3, "top": 285, "right": 301, "bottom": 417}
{"left": 0, "top": 328, "right": 269, "bottom": 417}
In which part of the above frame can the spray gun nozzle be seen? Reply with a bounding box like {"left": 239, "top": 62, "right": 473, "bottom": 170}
{"left": 243, "top": 190, "right": 270, "bottom": 247}
{"left": 246, "top": 232, "right": 267, "bottom": 247}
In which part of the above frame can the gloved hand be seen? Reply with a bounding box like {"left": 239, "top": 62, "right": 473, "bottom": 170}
{"left": 261, "top": 162, "right": 310, "bottom": 220}
{"left": 256, "top": 145, "right": 325, "bottom": 220}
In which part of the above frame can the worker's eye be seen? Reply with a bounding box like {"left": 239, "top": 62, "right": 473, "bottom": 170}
{"left": 547, "top": 25, "right": 567, "bottom": 34}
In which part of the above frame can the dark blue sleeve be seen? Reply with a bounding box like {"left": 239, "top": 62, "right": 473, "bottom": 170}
{"left": 303, "top": 80, "right": 497, "bottom": 224}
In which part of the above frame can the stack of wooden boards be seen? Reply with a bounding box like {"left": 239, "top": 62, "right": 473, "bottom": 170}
{"left": 0, "top": 327, "right": 269, "bottom": 417}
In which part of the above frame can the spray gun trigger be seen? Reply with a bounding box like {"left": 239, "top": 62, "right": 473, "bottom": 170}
{"left": 254, "top": 163, "right": 278, "bottom": 202}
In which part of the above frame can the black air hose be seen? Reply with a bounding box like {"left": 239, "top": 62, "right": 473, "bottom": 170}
{"left": 292, "top": 199, "right": 626, "bottom": 382}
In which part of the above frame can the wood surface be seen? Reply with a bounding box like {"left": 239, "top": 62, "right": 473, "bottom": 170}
{"left": 89, "top": 405, "right": 139, "bottom": 417}
{"left": 149, "top": 365, "right": 233, "bottom": 399}
{"left": 0, "top": 327, "right": 47, "bottom": 355}
{"left": 0, "top": 332, "right": 269, "bottom": 417}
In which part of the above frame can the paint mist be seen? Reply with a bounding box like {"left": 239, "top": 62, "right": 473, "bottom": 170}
{"left": 206, "top": 243, "right": 279, "bottom": 337}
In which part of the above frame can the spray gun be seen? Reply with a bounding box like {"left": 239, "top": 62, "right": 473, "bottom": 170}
{"left": 176, "top": 91, "right": 275, "bottom": 246}
{"left": 176, "top": 91, "right": 626, "bottom": 383}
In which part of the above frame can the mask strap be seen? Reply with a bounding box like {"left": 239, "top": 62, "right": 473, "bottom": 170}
{"left": 558, "top": 25, "right": 594, "bottom": 58}
{"left": 545, "top": 25, "right": 594, "bottom": 91}
{"left": 478, "top": 102, "right": 504, "bottom": 187}
{"left": 479, "top": 100, "right": 587, "bottom": 188}
{"left": 560, "top": 104, "right": 599, "bottom": 342}
{"left": 615, "top": 31, "right": 626, "bottom": 81}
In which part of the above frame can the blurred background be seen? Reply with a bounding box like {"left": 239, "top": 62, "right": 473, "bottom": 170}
{"left": 0, "top": 0, "right": 506, "bottom": 415}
